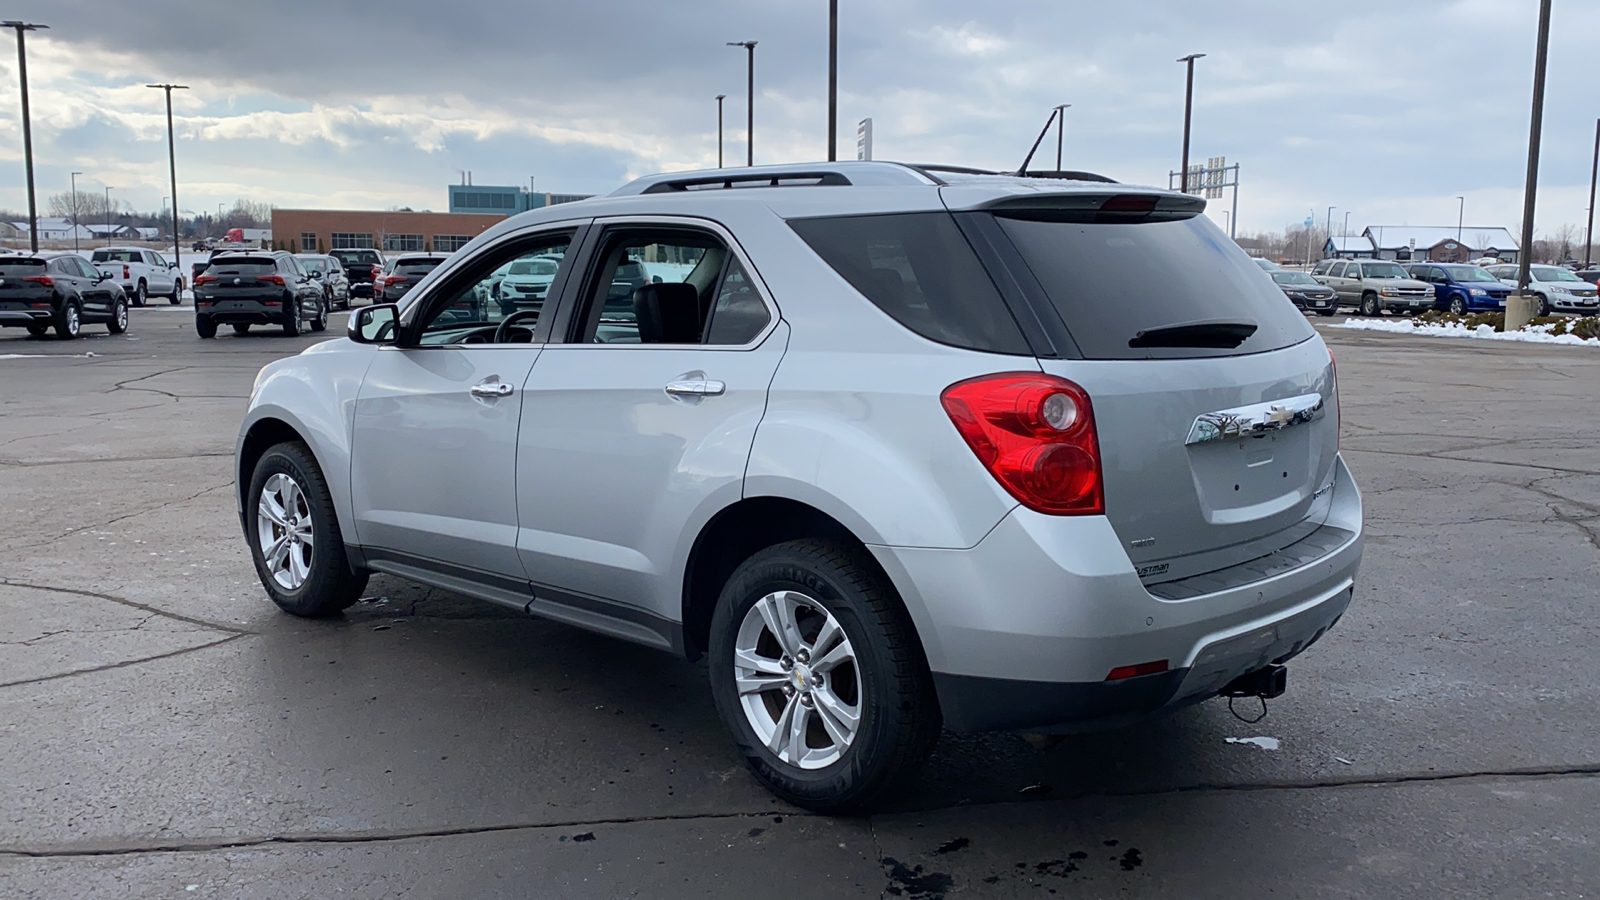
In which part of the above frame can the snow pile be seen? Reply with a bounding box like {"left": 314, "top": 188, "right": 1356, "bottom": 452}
{"left": 1335, "top": 318, "right": 1600, "bottom": 347}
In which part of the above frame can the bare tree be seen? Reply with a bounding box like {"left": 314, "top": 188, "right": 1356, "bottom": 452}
{"left": 45, "top": 190, "right": 111, "bottom": 223}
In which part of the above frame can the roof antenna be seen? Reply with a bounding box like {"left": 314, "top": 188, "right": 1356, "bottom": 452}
{"left": 1015, "top": 108, "right": 1060, "bottom": 176}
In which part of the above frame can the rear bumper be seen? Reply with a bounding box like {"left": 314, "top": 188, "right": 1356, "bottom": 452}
{"left": 871, "top": 453, "right": 1364, "bottom": 733}
{"left": 0, "top": 309, "right": 53, "bottom": 324}
{"left": 349, "top": 283, "right": 375, "bottom": 298}
{"left": 195, "top": 300, "right": 287, "bottom": 325}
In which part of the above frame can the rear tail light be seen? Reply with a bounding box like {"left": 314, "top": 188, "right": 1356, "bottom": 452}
{"left": 123, "top": 264, "right": 130, "bottom": 279}
{"left": 384, "top": 275, "right": 408, "bottom": 286}
{"left": 260, "top": 274, "right": 285, "bottom": 285}
{"left": 194, "top": 274, "right": 218, "bottom": 285}
{"left": 371, "top": 264, "right": 382, "bottom": 279}
{"left": 941, "top": 372, "right": 1104, "bottom": 516}
{"left": 23, "top": 275, "right": 53, "bottom": 287}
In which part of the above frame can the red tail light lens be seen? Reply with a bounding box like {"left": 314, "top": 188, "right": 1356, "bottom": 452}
{"left": 384, "top": 275, "right": 408, "bottom": 286}
{"left": 23, "top": 275, "right": 53, "bottom": 287}
{"left": 1106, "top": 660, "right": 1169, "bottom": 681}
{"left": 194, "top": 274, "right": 218, "bottom": 285}
{"left": 260, "top": 274, "right": 285, "bottom": 285}
{"left": 941, "top": 372, "right": 1104, "bottom": 515}
{"left": 122, "top": 264, "right": 130, "bottom": 279}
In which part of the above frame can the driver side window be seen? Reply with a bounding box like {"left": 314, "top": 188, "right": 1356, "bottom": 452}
{"left": 416, "top": 234, "right": 572, "bottom": 346}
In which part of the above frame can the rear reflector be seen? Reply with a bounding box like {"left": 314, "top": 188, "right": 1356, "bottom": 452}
{"left": 1106, "top": 660, "right": 1169, "bottom": 681}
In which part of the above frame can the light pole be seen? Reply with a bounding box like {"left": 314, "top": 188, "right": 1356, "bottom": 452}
{"left": 716, "top": 94, "right": 726, "bottom": 168}
{"left": 1509, "top": 0, "right": 1553, "bottom": 330}
{"left": 4, "top": 21, "right": 48, "bottom": 254}
{"left": 1456, "top": 196, "right": 1465, "bottom": 244}
{"left": 1326, "top": 206, "right": 1335, "bottom": 259}
{"left": 726, "top": 41, "right": 757, "bottom": 167}
{"left": 1588, "top": 118, "right": 1599, "bottom": 269}
{"left": 104, "top": 187, "right": 114, "bottom": 246}
{"left": 147, "top": 83, "right": 188, "bottom": 280}
{"left": 1053, "top": 103, "right": 1071, "bottom": 170}
{"left": 70, "top": 171, "right": 83, "bottom": 253}
{"left": 1176, "top": 53, "right": 1206, "bottom": 193}
{"left": 827, "top": 0, "right": 837, "bottom": 162}
{"left": 1343, "top": 211, "right": 1351, "bottom": 241}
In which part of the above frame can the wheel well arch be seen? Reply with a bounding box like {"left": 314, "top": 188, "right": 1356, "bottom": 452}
{"left": 238, "top": 417, "right": 308, "bottom": 509}
{"left": 681, "top": 496, "right": 900, "bottom": 659}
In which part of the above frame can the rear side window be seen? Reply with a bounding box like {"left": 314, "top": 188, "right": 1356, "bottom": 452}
{"left": 994, "top": 214, "right": 1314, "bottom": 360}
{"left": 789, "top": 212, "right": 1030, "bottom": 355}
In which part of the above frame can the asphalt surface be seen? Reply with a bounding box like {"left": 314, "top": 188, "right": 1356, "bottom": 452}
{"left": 1, "top": 306, "right": 1596, "bottom": 898}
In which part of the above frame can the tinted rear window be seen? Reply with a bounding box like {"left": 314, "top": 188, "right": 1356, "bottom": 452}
{"left": 789, "top": 212, "right": 1029, "bottom": 355}
{"left": 91, "top": 250, "right": 140, "bottom": 263}
{"left": 0, "top": 259, "right": 47, "bottom": 276}
{"left": 208, "top": 258, "right": 278, "bottom": 275}
{"left": 993, "top": 215, "right": 1314, "bottom": 360}
{"left": 396, "top": 258, "right": 445, "bottom": 274}
{"left": 330, "top": 250, "right": 378, "bottom": 264}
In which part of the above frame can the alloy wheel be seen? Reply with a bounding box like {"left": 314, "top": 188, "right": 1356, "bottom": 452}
{"left": 733, "top": 590, "right": 862, "bottom": 770}
{"left": 256, "top": 472, "right": 314, "bottom": 590}
{"left": 65, "top": 304, "right": 80, "bottom": 335}
{"left": 114, "top": 301, "right": 128, "bottom": 331}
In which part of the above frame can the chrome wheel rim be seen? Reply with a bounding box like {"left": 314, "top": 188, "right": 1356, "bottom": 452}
{"left": 734, "top": 590, "right": 861, "bottom": 770}
{"left": 116, "top": 301, "right": 128, "bottom": 330}
{"left": 256, "top": 473, "right": 314, "bottom": 590}
{"left": 65, "top": 305, "right": 79, "bottom": 334}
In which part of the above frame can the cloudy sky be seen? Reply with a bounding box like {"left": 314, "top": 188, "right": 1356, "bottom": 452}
{"left": 1, "top": 0, "right": 1596, "bottom": 239}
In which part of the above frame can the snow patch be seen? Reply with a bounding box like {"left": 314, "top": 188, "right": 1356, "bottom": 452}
{"left": 1225, "top": 736, "right": 1280, "bottom": 750}
{"left": 1335, "top": 318, "right": 1600, "bottom": 347}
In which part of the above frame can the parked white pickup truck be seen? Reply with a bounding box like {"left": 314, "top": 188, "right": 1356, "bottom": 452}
{"left": 90, "top": 247, "right": 185, "bottom": 306}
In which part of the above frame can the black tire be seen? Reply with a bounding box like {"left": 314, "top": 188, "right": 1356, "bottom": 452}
{"left": 1537, "top": 295, "right": 1552, "bottom": 317}
{"left": 1360, "top": 292, "right": 1382, "bottom": 317}
{"left": 169, "top": 278, "right": 183, "bottom": 305}
{"left": 55, "top": 299, "right": 81, "bottom": 340}
{"left": 708, "top": 539, "right": 940, "bottom": 813}
{"left": 107, "top": 297, "right": 129, "bottom": 334}
{"left": 232, "top": 323, "right": 252, "bottom": 334}
{"left": 246, "top": 441, "right": 368, "bottom": 617}
{"left": 283, "top": 298, "right": 301, "bottom": 336}
{"left": 195, "top": 316, "right": 218, "bottom": 339}
{"left": 1449, "top": 295, "right": 1468, "bottom": 316}
{"left": 26, "top": 323, "right": 48, "bottom": 337}
{"left": 133, "top": 281, "right": 147, "bottom": 307}
{"left": 310, "top": 298, "right": 327, "bottom": 332}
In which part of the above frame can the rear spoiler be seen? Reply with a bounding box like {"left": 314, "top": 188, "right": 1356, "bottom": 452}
{"left": 973, "top": 191, "right": 1205, "bottom": 224}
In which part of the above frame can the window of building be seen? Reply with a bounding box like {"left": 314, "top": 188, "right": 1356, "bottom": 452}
{"left": 300, "top": 232, "right": 317, "bottom": 253}
{"left": 433, "top": 235, "right": 471, "bottom": 252}
{"left": 453, "top": 191, "right": 517, "bottom": 210}
{"left": 331, "top": 232, "right": 375, "bottom": 249}
{"left": 382, "top": 233, "right": 425, "bottom": 252}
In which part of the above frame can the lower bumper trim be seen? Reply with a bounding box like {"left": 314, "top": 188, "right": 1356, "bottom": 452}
{"left": 933, "top": 670, "right": 1186, "bottom": 733}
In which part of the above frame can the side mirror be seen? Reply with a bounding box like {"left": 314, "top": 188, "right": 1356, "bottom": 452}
{"left": 651, "top": 275, "right": 664, "bottom": 284}
{"left": 97, "top": 270, "right": 113, "bottom": 282}
{"left": 349, "top": 304, "right": 400, "bottom": 344}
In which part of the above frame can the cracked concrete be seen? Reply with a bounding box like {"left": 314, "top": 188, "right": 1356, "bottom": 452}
{"left": 0, "top": 311, "right": 1596, "bottom": 897}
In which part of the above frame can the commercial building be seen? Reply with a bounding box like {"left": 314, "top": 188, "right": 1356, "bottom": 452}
{"left": 1323, "top": 236, "right": 1375, "bottom": 259}
{"left": 270, "top": 209, "right": 507, "bottom": 254}
{"left": 1361, "top": 226, "right": 1519, "bottom": 263}
{"left": 447, "top": 183, "right": 593, "bottom": 215}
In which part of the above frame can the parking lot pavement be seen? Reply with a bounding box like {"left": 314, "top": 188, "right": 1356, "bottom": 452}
{"left": 1, "top": 311, "right": 1596, "bottom": 897}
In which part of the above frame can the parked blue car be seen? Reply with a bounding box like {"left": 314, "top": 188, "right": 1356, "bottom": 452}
{"left": 1407, "top": 263, "right": 1513, "bottom": 315}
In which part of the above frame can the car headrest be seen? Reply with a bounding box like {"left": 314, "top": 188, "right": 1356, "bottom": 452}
{"left": 633, "top": 282, "right": 701, "bottom": 344}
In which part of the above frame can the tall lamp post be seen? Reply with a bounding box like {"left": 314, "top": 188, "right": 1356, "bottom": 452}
{"left": 1343, "top": 211, "right": 1352, "bottom": 241}
{"left": 1509, "top": 0, "right": 1553, "bottom": 330}
{"left": 716, "top": 94, "right": 726, "bottom": 168}
{"left": 1456, "top": 196, "right": 1465, "bottom": 243}
{"left": 147, "top": 84, "right": 188, "bottom": 283}
{"left": 726, "top": 41, "right": 757, "bottom": 167}
{"left": 104, "top": 187, "right": 114, "bottom": 247}
{"left": 1053, "top": 103, "right": 1071, "bottom": 170}
{"left": 1325, "top": 206, "right": 1335, "bottom": 259}
{"left": 70, "top": 171, "right": 83, "bottom": 253}
{"left": 827, "top": 0, "right": 837, "bottom": 161}
{"left": 4, "top": 21, "right": 48, "bottom": 254}
{"left": 1587, "top": 119, "right": 1600, "bottom": 269}
{"left": 1176, "top": 53, "right": 1206, "bottom": 193}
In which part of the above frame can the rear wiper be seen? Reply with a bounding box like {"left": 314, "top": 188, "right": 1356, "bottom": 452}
{"left": 1128, "top": 319, "right": 1257, "bottom": 349}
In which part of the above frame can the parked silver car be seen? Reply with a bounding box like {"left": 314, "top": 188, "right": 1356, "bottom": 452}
{"left": 1311, "top": 258, "right": 1433, "bottom": 316}
{"left": 236, "top": 162, "right": 1364, "bottom": 811}
{"left": 1485, "top": 264, "right": 1600, "bottom": 315}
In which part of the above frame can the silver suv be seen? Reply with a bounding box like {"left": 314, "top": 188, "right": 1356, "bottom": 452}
{"left": 237, "top": 162, "right": 1364, "bottom": 811}
{"left": 1311, "top": 258, "right": 1433, "bottom": 316}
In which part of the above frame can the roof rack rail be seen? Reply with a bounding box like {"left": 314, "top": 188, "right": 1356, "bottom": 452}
{"left": 638, "top": 171, "right": 853, "bottom": 194}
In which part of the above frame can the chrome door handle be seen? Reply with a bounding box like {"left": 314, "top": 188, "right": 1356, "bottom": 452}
{"left": 470, "top": 381, "right": 514, "bottom": 398}
{"left": 664, "top": 377, "right": 726, "bottom": 397}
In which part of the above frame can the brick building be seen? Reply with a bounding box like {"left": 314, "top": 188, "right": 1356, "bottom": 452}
{"left": 270, "top": 209, "right": 508, "bottom": 255}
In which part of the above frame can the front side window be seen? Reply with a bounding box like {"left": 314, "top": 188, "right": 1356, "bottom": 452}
{"left": 573, "top": 229, "right": 772, "bottom": 347}
{"left": 415, "top": 233, "right": 573, "bottom": 346}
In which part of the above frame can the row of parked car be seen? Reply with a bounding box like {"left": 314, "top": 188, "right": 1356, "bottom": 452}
{"left": 1255, "top": 257, "right": 1600, "bottom": 317}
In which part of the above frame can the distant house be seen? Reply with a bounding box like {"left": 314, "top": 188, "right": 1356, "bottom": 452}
{"left": 9, "top": 217, "right": 94, "bottom": 242}
{"left": 1363, "top": 226, "right": 1519, "bottom": 263}
{"left": 134, "top": 226, "right": 161, "bottom": 241}
{"left": 1323, "top": 235, "right": 1375, "bottom": 259}
{"left": 83, "top": 223, "right": 139, "bottom": 240}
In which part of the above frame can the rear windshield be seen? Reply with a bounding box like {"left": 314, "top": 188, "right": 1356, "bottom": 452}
{"left": 789, "top": 212, "right": 1030, "bottom": 355}
{"left": 207, "top": 257, "right": 277, "bottom": 275}
{"left": 330, "top": 250, "right": 379, "bottom": 265}
{"left": 396, "top": 258, "right": 445, "bottom": 274}
{"left": 91, "top": 250, "right": 140, "bottom": 263}
{"left": 0, "top": 259, "right": 47, "bottom": 276}
{"left": 994, "top": 214, "right": 1314, "bottom": 360}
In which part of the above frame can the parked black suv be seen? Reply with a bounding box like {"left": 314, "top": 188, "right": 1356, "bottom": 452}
{"left": 0, "top": 253, "right": 129, "bottom": 339}
{"left": 193, "top": 251, "right": 326, "bottom": 338}
{"left": 329, "top": 248, "right": 385, "bottom": 300}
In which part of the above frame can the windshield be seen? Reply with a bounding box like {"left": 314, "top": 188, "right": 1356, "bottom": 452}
{"left": 1271, "top": 272, "right": 1320, "bottom": 286}
{"left": 1441, "top": 265, "right": 1499, "bottom": 283}
{"left": 1531, "top": 266, "right": 1582, "bottom": 282}
{"left": 508, "top": 259, "right": 559, "bottom": 277}
{"left": 1360, "top": 262, "right": 1409, "bottom": 279}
